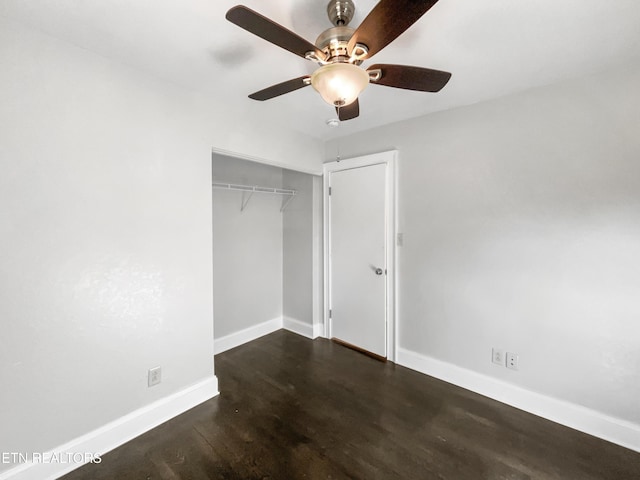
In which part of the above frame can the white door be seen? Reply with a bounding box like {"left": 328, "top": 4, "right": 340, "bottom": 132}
{"left": 329, "top": 162, "right": 387, "bottom": 358}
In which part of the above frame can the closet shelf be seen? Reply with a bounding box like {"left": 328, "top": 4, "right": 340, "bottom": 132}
{"left": 212, "top": 182, "right": 296, "bottom": 212}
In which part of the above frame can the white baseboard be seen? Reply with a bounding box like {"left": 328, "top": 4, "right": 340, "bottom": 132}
{"left": 283, "top": 316, "right": 317, "bottom": 339}
{"left": 397, "top": 348, "right": 640, "bottom": 453}
{"left": 0, "top": 376, "right": 219, "bottom": 480}
{"left": 214, "top": 317, "right": 282, "bottom": 354}
{"left": 313, "top": 323, "right": 324, "bottom": 339}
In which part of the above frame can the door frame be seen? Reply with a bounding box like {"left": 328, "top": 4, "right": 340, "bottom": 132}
{"left": 323, "top": 150, "right": 397, "bottom": 362}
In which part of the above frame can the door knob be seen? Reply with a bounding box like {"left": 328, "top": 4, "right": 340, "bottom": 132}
{"left": 374, "top": 267, "right": 384, "bottom": 276}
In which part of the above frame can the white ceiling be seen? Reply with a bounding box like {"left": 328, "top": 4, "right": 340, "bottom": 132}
{"left": 2, "top": 0, "right": 640, "bottom": 140}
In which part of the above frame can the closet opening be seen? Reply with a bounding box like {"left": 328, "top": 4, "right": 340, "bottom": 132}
{"left": 211, "top": 151, "right": 323, "bottom": 354}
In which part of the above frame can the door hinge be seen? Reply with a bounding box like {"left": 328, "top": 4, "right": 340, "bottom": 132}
{"left": 328, "top": 186, "right": 332, "bottom": 195}
{"left": 329, "top": 309, "right": 332, "bottom": 319}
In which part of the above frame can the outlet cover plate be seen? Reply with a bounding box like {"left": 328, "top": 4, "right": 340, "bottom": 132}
{"left": 148, "top": 366, "right": 162, "bottom": 387}
{"left": 492, "top": 348, "right": 504, "bottom": 366}
{"left": 506, "top": 352, "right": 519, "bottom": 370}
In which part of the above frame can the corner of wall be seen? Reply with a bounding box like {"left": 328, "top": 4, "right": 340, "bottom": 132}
{"left": 214, "top": 317, "right": 283, "bottom": 355}
{"left": 283, "top": 316, "right": 317, "bottom": 339}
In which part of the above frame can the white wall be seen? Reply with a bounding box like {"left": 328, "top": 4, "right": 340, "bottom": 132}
{"left": 0, "top": 16, "right": 215, "bottom": 472}
{"left": 0, "top": 16, "right": 323, "bottom": 477}
{"left": 212, "top": 156, "right": 284, "bottom": 341}
{"left": 325, "top": 65, "right": 640, "bottom": 438}
{"left": 282, "top": 170, "right": 317, "bottom": 336}
{"left": 311, "top": 175, "right": 324, "bottom": 337}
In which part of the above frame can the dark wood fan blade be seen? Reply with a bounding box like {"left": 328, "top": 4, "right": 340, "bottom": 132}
{"left": 336, "top": 99, "right": 360, "bottom": 121}
{"left": 368, "top": 64, "right": 451, "bottom": 92}
{"left": 348, "top": 0, "right": 440, "bottom": 59}
{"left": 226, "top": 6, "right": 325, "bottom": 61}
{"left": 249, "top": 76, "right": 311, "bottom": 101}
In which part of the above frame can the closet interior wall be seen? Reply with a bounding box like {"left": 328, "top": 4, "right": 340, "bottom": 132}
{"left": 282, "top": 170, "right": 322, "bottom": 336}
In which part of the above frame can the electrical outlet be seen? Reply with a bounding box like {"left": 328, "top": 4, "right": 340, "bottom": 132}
{"left": 148, "top": 366, "right": 161, "bottom": 387}
{"left": 506, "top": 352, "right": 519, "bottom": 370}
{"left": 492, "top": 348, "right": 504, "bottom": 366}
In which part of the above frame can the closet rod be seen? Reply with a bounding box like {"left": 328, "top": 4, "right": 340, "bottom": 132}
{"left": 212, "top": 182, "right": 296, "bottom": 212}
{"left": 212, "top": 182, "right": 296, "bottom": 196}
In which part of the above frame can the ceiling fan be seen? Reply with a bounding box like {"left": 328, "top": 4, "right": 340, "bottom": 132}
{"left": 225, "top": 0, "right": 452, "bottom": 121}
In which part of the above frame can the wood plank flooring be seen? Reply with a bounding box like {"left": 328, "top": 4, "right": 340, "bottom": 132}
{"left": 62, "top": 330, "right": 640, "bottom": 479}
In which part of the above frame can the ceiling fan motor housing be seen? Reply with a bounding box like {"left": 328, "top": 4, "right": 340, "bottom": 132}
{"left": 327, "top": 0, "right": 355, "bottom": 26}
{"left": 315, "top": 26, "right": 358, "bottom": 63}
{"left": 316, "top": 1, "right": 368, "bottom": 65}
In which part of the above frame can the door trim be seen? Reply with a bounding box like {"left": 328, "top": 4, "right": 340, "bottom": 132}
{"left": 323, "top": 150, "right": 397, "bottom": 362}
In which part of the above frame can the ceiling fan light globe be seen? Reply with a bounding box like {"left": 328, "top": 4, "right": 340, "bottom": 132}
{"left": 310, "top": 63, "right": 369, "bottom": 107}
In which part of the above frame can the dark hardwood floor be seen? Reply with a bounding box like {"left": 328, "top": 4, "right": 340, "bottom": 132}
{"left": 63, "top": 330, "right": 640, "bottom": 479}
